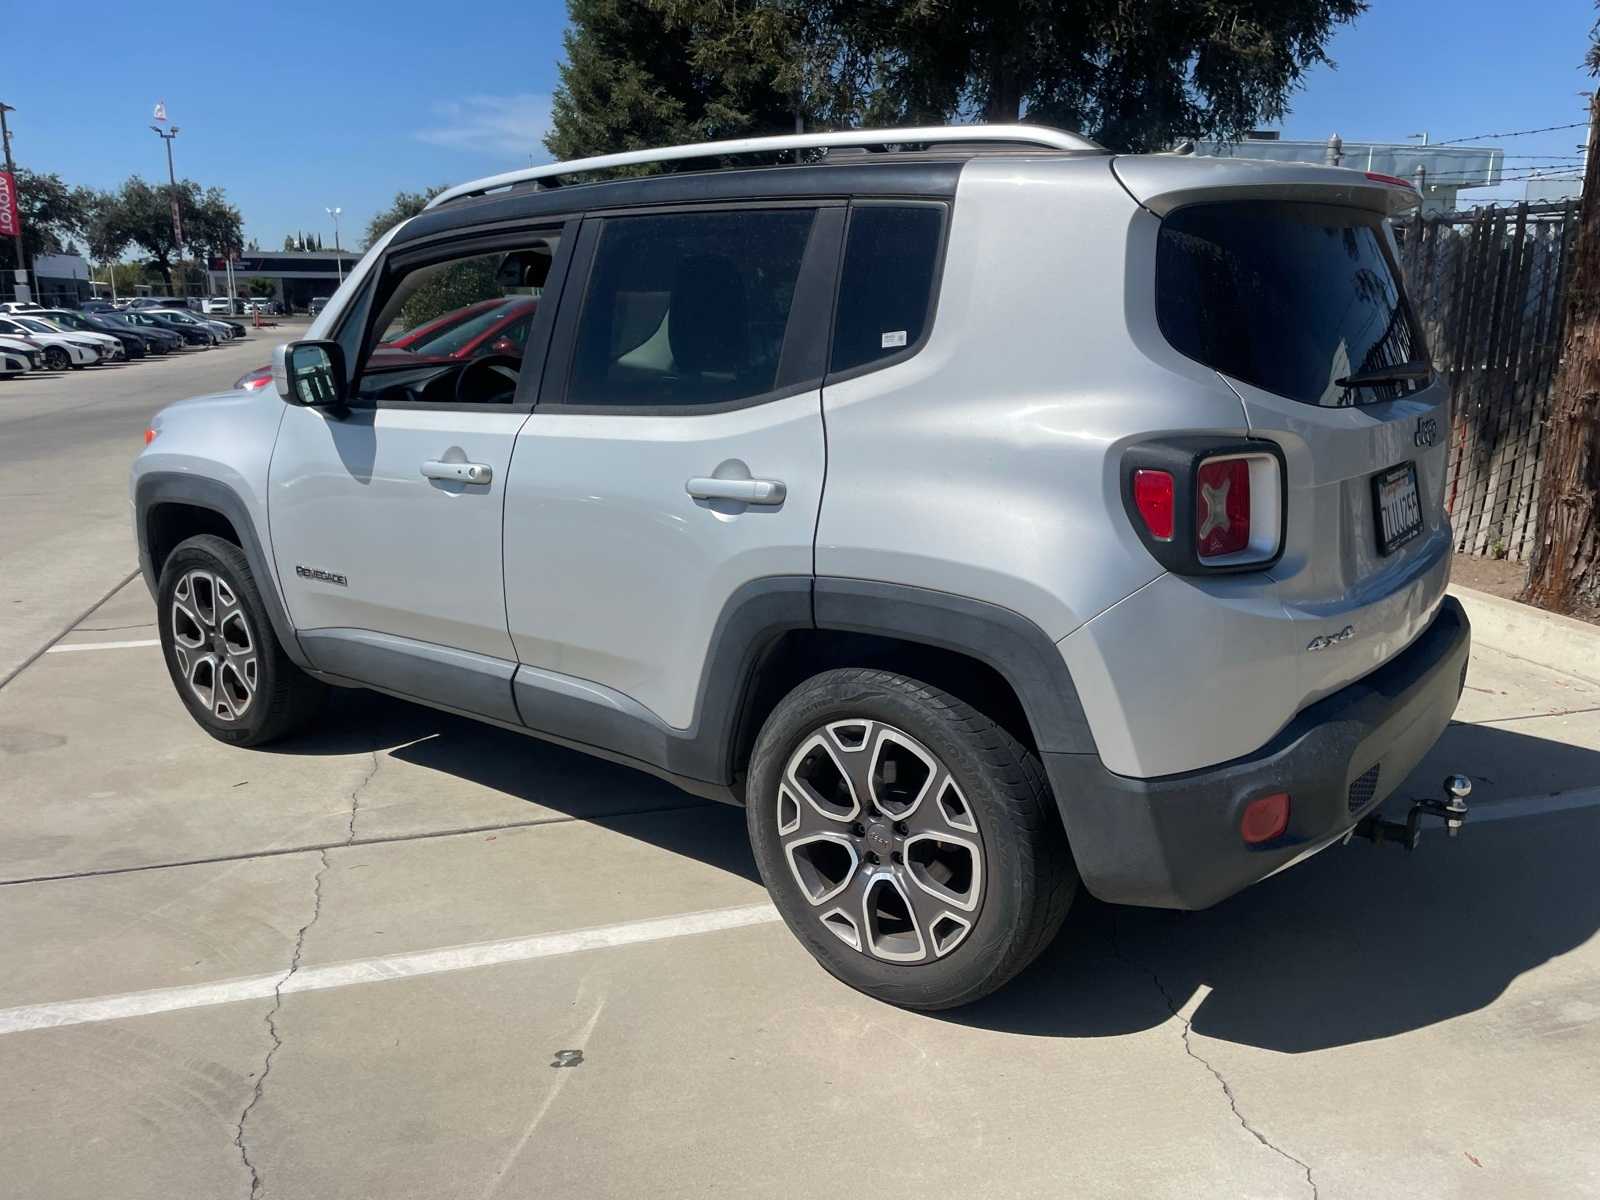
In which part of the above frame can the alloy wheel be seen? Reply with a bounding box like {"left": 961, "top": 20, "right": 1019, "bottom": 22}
{"left": 45, "top": 346, "right": 68, "bottom": 371}
{"left": 169, "top": 569, "right": 258, "bottom": 722}
{"left": 779, "top": 720, "right": 984, "bottom": 963}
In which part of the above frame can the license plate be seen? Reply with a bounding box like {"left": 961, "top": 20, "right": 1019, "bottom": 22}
{"left": 1372, "top": 462, "right": 1422, "bottom": 555}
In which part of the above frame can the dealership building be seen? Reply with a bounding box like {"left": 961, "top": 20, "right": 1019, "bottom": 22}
{"left": 205, "top": 248, "right": 360, "bottom": 312}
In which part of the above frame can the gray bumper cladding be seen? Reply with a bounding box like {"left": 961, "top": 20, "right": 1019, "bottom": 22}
{"left": 1046, "top": 597, "right": 1471, "bottom": 910}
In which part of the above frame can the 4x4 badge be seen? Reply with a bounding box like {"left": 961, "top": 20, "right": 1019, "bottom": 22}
{"left": 1414, "top": 417, "right": 1439, "bottom": 448}
{"left": 1306, "top": 625, "right": 1354, "bottom": 652}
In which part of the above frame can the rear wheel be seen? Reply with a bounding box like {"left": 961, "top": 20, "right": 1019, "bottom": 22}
{"left": 747, "top": 668, "right": 1076, "bottom": 1010}
{"left": 157, "top": 534, "right": 325, "bottom": 746}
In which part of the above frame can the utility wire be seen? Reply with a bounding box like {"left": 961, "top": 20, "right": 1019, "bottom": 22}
{"left": 1433, "top": 120, "right": 1588, "bottom": 146}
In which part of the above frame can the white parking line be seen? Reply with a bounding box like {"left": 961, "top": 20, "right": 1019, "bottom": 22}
{"left": 0, "top": 902, "right": 780, "bottom": 1036}
{"left": 45, "top": 638, "right": 161, "bottom": 654}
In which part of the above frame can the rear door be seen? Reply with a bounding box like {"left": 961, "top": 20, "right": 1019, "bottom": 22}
{"left": 1143, "top": 178, "right": 1451, "bottom": 701}
{"left": 503, "top": 204, "right": 842, "bottom": 733}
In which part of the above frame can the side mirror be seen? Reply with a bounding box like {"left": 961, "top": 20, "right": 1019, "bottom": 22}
{"left": 272, "top": 340, "right": 348, "bottom": 408}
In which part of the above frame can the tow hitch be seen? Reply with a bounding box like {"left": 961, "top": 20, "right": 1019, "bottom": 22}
{"left": 1352, "top": 775, "right": 1472, "bottom": 851}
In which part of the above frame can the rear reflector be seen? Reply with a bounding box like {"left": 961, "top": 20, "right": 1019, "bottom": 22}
{"left": 1241, "top": 792, "right": 1291, "bottom": 844}
{"left": 1131, "top": 469, "right": 1175, "bottom": 541}
{"left": 1196, "top": 457, "right": 1250, "bottom": 559}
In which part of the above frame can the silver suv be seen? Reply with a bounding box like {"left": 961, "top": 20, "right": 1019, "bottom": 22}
{"left": 132, "top": 126, "right": 1468, "bottom": 1009}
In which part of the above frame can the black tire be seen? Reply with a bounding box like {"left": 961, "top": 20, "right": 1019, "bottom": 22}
{"left": 747, "top": 668, "right": 1077, "bottom": 1010}
{"left": 157, "top": 534, "right": 325, "bottom": 746}
{"left": 44, "top": 345, "right": 69, "bottom": 371}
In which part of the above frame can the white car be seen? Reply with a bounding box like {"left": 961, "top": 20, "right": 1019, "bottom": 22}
{"left": 0, "top": 344, "right": 32, "bottom": 376}
{"left": 0, "top": 316, "right": 99, "bottom": 369}
{"left": 0, "top": 335, "right": 44, "bottom": 374}
{"left": 10, "top": 315, "right": 125, "bottom": 363}
{"left": 203, "top": 297, "right": 236, "bottom": 315}
{"left": 0, "top": 301, "right": 44, "bottom": 314}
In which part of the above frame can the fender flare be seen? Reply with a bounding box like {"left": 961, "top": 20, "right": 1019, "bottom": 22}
{"left": 133, "top": 472, "right": 312, "bottom": 670}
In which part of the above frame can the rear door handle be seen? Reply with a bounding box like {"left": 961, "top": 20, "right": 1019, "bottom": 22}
{"left": 422, "top": 460, "right": 493, "bottom": 485}
{"left": 686, "top": 476, "right": 786, "bottom": 505}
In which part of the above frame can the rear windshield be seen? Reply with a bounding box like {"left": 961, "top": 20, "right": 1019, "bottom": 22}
{"left": 1156, "top": 201, "right": 1429, "bottom": 406}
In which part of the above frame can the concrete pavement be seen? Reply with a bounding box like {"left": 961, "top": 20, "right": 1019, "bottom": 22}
{"left": 2, "top": 348, "right": 1598, "bottom": 1198}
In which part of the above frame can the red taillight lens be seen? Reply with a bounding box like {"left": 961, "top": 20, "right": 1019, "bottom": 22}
{"left": 1196, "top": 458, "right": 1250, "bottom": 559}
{"left": 1131, "top": 469, "right": 1175, "bottom": 541}
{"left": 1241, "top": 792, "right": 1290, "bottom": 844}
{"left": 143, "top": 427, "right": 157, "bottom": 446}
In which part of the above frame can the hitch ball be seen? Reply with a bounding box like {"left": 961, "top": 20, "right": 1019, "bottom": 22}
{"left": 1440, "top": 775, "right": 1472, "bottom": 836}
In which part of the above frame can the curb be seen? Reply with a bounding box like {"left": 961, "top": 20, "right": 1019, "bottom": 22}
{"left": 1448, "top": 583, "right": 1600, "bottom": 686}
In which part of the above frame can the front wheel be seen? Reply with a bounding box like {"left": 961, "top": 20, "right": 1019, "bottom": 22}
{"left": 747, "top": 668, "right": 1077, "bottom": 1010}
{"left": 44, "top": 345, "right": 69, "bottom": 371}
{"left": 157, "top": 534, "right": 325, "bottom": 746}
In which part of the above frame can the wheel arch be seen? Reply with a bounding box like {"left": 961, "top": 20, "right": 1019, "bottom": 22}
{"left": 134, "top": 472, "right": 311, "bottom": 670}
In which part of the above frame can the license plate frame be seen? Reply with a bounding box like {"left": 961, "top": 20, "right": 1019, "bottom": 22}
{"left": 1371, "top": 461, "right": 1423, "bottom": 556}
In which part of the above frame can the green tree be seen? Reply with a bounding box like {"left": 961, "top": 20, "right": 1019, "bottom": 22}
{"left": 548, "top": 0, "right": 1367, "bottom": 157}
{"left": 0, "top": 169, "right": 94, "bottom": 271}
{"left": 244, "top": 276, "right": 276, "bottom": 298}
{"left": 94, "top": 177, "right": 242, "bottom": 291}
{"left": 363, "top": 186, "right": 446, "bottom": 248}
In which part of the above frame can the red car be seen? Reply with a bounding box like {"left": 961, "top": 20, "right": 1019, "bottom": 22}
{"left": 232, "top": 297, "right": 538, "bottom": 393}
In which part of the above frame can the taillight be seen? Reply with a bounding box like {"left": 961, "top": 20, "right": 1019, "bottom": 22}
{"left": 1122, "top": 439, "right": 1285, "bottom": 575}
{"left": 1196, "top": 457, "right": 1250, "bottom": 560}
{"left": 235, "top": 365, "right": 272, "bottom": 391}
{"left": 1131, "top": 470, "right": 1175, "bottom": 541}
{"left": 143, "top": 426, "right": 158, "bottom": 446}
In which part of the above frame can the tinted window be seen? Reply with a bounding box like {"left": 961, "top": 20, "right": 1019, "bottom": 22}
{"left": 568, "top": 209, "right": 815, "bottom": 409}
{"left": 830, "top": 205, "right": 943, "bottom": 374}
{"left": 1156, "top": 201, "right": 1429, "bottom": 407}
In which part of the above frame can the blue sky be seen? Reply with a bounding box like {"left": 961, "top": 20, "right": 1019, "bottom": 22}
{"left": 3, "top": 0, "right": 1595, "bottom": 252}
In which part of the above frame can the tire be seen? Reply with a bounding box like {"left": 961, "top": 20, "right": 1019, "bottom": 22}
{"left": 157, "top": 534, "right": 325, "bottom": 746}
{"left": 747, "top": 668, "right": 1077, "bottom": 1010}
{"left": 44, "top": 345, "right": 69, "bottom": 371}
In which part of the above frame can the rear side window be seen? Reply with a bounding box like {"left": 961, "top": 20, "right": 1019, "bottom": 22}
{"left": 830, "top": 204, "right": 943, "bottom": 374}
{"left": 1156, "top": 201, "right": 1429, "bottom": 407}
{"left": 568, "top": 209, "right": 816, "bottom": 409}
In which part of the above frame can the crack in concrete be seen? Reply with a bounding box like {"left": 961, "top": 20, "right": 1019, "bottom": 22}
{"left": 1110, "top": 912, "right": 1318, "bottom": 1199}
{"left": 233, "top": 848, "right": 329, "bottom": 1199}
{"left": 232, "top": 749, "right": 375, "bottom": 1196}
{"left": 347, "top": 750, "right": 381, "bottom": 845}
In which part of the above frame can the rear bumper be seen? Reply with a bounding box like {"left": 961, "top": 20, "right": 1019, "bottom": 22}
{"left": 1045, "top": 596, "right": 1470, "bottom": 909}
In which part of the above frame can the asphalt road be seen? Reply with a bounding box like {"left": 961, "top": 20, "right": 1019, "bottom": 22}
{"left": 2, "top": 346, "right": 1599, "bottom": 1198}
{"left": 0, "top": 325, "right": 288, "bottom": 685}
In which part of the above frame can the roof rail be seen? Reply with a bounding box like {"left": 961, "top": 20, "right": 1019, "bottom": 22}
{"left": 425, "top": 124, "right": 1103, "bottom": 209}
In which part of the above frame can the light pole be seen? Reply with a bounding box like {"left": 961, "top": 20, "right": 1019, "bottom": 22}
{"left": 0, "top": 101, "right": 29, "bottom": 301}
{"left": 150, "top": 120, "right": 185, "bottom": 294}
{"left": 326, "top": 206, "right": 343, "bottom": 284}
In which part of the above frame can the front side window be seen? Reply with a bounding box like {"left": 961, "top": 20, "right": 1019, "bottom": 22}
{"left": 567, "top": 208, "right": 816, "bottom": 410}
{"left": 830, "top": 204, "right": 943, "bottom": 374}
{"left": 1156, "top": 201, "right": 1429, "bottom": 407}
{"left": 356, "top": 235, "right": 557, "bottom": 405}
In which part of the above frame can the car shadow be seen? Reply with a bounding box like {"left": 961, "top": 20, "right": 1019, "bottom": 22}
{"left": 267, "top": 690, "right": 1598, "bottom": 1050}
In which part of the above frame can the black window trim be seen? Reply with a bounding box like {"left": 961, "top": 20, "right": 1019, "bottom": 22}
{"left": 823, "top": 198, "right": 951, "bottom": 387}
{"left": 338, "top": 216, "right": 580, "bottom": 415}
{"left": 535, "top": 201, "right": 847, "bottom": 418}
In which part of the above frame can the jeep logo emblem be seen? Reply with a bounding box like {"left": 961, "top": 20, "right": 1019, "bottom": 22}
{"left": 1414, "top": 417, "right": 1439, "bottom": 448}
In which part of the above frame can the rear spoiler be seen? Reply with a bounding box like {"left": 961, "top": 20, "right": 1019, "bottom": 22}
{"left": 1111, "top": 155, "right": 1422, "bottom": 219}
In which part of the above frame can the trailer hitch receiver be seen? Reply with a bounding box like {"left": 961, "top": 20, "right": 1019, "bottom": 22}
{"left": 1353, "top": 775, "right": 1471, "bottom": 851}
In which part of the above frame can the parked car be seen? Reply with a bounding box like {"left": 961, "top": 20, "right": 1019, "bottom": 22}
{"left": 100, "top": 311, "right": 183, "bottom": 353}
{"left": 307, "top": 296, "right": 332, "bottom": 316}
{"left": 374, "top": 296, "right": 537, "bottom": 366}
{"left": 131, "top": 126, "right": 1469, "bottom": 1011}
{"left": 0, "top": 301, "right": 44, "bottom": 314}
{"left": 0, "top": 338, "right": 38, "bottom": 376}
{"left": 127, "top": 297, "right": 185, "bottom": 310}
{"left": 143, "top": 309, "right": 223, "bottom": 346}
{"left": 78, "top": 300, "right": 120, "bottom": 314}
{"left": 9, "top": 315, "right": 125, "bottom": 362}
{"left": 202, "top": 297, "right": 235, "bottom": 315}
{"left": 121, "top": 309, "right": 211, "bottom": 347}
{"left": 0, "top": 334, "right": 45, "bottom": 373}
{"left": 36, "top": 309, "right": 149, "bottom": 359}
{"left": 0, "top": 316, "right": 102, "bottom": 369}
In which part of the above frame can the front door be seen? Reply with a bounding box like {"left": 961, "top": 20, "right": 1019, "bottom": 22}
{"left": 268, "top": 226, "right": 570, "bottom": 720}
{"left": 503, "top": 206, "right": 841, "bottom": 734}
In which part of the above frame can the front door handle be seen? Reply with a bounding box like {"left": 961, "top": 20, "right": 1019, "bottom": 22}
{"left": 686, "top": 476, "right": 786, "bottom": 505}
{"left": 422, "top": 460, "right": 492, "bottom": 485}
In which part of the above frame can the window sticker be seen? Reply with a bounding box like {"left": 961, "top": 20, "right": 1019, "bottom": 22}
{"left": 881, "top": 330, "right": 908, "bottom": 349}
